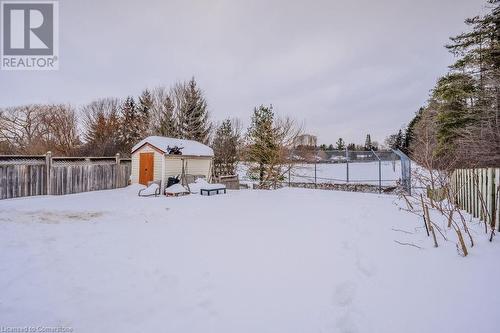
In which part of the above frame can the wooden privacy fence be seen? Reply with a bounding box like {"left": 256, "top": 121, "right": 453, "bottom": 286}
{"left": 214, "top": 175, "right": 240, "bottom": 190}
{"left": 0, "top": 152, "right": 131, "bottom": 200}
{"left": 451, "top": 167, "right": 500, "bottom": 231}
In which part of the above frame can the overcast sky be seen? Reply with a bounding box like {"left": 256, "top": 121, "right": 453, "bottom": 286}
{"left": 0, "top": 0, "right": 487, "bottom": 144}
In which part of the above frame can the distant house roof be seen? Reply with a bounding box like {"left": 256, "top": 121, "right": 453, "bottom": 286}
{"left": 132, "top": 136, "right": 214, "bottom": 157}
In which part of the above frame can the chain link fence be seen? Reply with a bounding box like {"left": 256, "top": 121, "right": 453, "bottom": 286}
{"left": 239, "top": 148, "right": 411, "bottom": 194}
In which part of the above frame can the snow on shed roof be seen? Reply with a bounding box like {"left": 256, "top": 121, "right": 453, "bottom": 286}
{"left": 132, "top": 136, "right": 214, "bottom": 157}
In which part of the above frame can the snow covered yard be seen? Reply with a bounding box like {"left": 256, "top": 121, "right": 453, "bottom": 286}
{"left": 0, "top": 186, "right": 499, "bottom": 333}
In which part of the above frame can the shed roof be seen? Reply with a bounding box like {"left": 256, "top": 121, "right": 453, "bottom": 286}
{"left": 132, "top": 136, "right": 214, "bottom": 157}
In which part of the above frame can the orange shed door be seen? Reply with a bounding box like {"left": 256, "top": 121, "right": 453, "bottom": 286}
{"left": 139, "top": 153, "right": 154, "bottom": 185}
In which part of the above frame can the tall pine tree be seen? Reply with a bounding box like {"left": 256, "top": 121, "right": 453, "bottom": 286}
{"left": 178, "top": 77, "right": 211, "bottom": 144}
{"left": 156, "top": 95, "right": 178, "bottom": 137}
{"left": 137, "top": 89, "right": 153, "bottom": 137}
{"left": 212, "top": 119, "right": 239, "bottom": 176}
{"left": 118, "top": 97, "right": 142, "bottom": 155}
{"left": 364, "top": 134, "right": 372, "bottom": 150}
{"left": 442, "top": 0, "right": 500, "bottom": 165}
{"left": 405, "top": 107, "right": 424, "bottom": 153}
{"left": 385, "top": 129, "right": 404, "bottom": 150}
{"left": 336, "top": 138, "right": 346, "bottom": 150}
{"left": 246, "top": 105, "right": 278, "bottom": 183}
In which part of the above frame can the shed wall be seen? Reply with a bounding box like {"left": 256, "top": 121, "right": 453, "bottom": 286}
{"left": 131, "top": 144, "right": 213, "bottom": 185}
{"left": 164, "top": 157, "right": 212, "bottom": 180}
{"left": 131, "top": 145, "right": 163, "bottom": 183}
{"left": 185, "top": 158, "right": 212, "bottom": 179}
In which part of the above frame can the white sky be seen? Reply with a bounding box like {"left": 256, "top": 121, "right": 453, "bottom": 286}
{"left": 0, "top": 0, "right": 487, "bottom": 144}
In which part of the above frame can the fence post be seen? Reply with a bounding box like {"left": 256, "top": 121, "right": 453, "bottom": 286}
{"left": 379, "top": 159, "right": 382, "bottom": 194}
{"left": 408, "top": 157, "right": 412, "bottom": 196}
{"left": 314, "top": 148, "right": 317, "bottom": 189}
{"left": 288, "top": 167, "right": 291, "bottom": 187}
{"left": 115, "top": 153, "right": 120, "bottom": 188}
{"left": 345, "top": 147, "right": 349, "bottom": 183}
{"left": 495, "top": 168, "right": 499, "bottom": 232}
{"left": 371, "top": 149, "right": 381, "bottom": 194}
{"left": 45, "top": 151, "right": 52, "bottom": 195}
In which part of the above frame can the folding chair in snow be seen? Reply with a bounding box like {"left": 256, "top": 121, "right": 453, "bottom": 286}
{"left": 138, "top": 180, "right": 161, "bottom": 197}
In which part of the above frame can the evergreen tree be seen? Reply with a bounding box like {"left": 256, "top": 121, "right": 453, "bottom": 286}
{"left": 446, "top": 0, "right": 499, "bottom": 97}
{"left": 385, "top": 129, "right": 404, "bottom": 150}
{"left": 364, "top": 134, "right": 372, "bottom": 150}
{"left": 429, "top": 0, "right": 500, "bottom": 166}
{"left": 347, "top": 143, "right": 356, "bottom": 151}
{"left": 178, "top": 77, "right": 211, "bottom": 144}
{"left": 118, "top": 97, "right": 142, "bottom": 155}
{"left": 432, "top": 73, "right": 476, "bottom": 153}
{"left": 327, "top": 144, "right": 334, "bottom": 150}
{"left": 137, "top": 89, "right": 153, "bottom": 137}
{"left": 212, "top": 119, "right": 239, "bottom": 176}
{"left": 246, "top": 105, "right": 278, "bottom": 183}
{"left": 336, "top": 138, "right": 345, "bottom": 150}
{"left": 405, "top": 107, "right": 424, "bottom": 153}
{"left": 396, "top": 130, "right": 404, "bottom": 149}
{"left": 156, "top": 95, "right": 178, "bottom": 137}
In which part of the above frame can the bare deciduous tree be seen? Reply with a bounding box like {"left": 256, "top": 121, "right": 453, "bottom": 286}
{"left": 0, "top": 104, "right": 46, "bottom": 154}
{"left": 81, "top": 98, "right": 121, "bottom": 156}
{"left": 0, "top": 104, "right": 80, "bottom": 155}
{"left": 40, "top": 104, "right": 80, "bottom": 156}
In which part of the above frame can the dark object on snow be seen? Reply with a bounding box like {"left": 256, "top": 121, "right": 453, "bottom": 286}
{"left": 167, "top": 146, "right": 183, "bottom": 155}
{"left": 200, "top": 187, "right": 227, "bottom": 196}
{"left": 167, "top": 176, "right": 180, "bottom": 188}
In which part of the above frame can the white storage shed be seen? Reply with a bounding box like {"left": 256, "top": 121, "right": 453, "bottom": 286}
{"left": 130, "top": 136, "right": 214, "bottom": 188}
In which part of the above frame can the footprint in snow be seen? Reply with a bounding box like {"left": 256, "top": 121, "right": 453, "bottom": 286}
{"left": 355, "top": 252, "right": 378, "bottom": 278}
{"left": 320, "top": 282, "right": 359, "bottom": 333}
{"left": 195, "top": 272, "right": 218, "bottom": 317}
{"left": 333, "top": 281, "right": 357, "bottom": 307}
{"left": 341, "top": 241, "right": 352, "bottom": 251}
{"left": 336, "top": 312, "right": 359, "bottom": 333}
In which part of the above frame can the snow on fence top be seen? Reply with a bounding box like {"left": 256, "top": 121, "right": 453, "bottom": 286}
{"left": 132, "top": 136, "right": 214, "bottom": 157}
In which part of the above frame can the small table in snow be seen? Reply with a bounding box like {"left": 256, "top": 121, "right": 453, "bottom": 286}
{"left": 200, "top": 188, "right": 226, "bottom": 196}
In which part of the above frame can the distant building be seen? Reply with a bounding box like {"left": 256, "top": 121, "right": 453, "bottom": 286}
{"left": 294, "top": 134, "right": 317, "bottom": 147}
